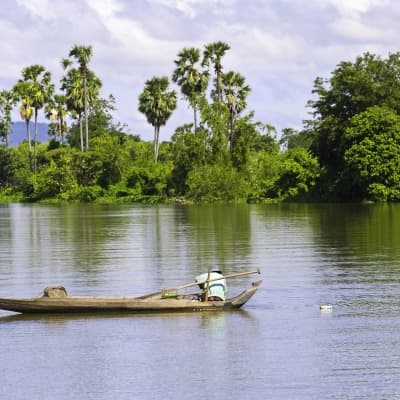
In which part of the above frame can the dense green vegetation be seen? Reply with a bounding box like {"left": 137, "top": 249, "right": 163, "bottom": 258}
{"left": 1, "top": 45, "right": 400, "bottom": 203}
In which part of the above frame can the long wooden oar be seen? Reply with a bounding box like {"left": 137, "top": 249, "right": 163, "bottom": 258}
{"left": 137, "top": 268, "right": 261, "bottom": 299}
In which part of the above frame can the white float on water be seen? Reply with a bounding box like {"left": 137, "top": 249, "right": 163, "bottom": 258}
{"left": 320, "top": 304, "right": 333, "bottom": 311}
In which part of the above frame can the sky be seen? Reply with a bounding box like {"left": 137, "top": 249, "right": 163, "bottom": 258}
{"left": 1, "top": 0, "right": 400, "bottom": 141}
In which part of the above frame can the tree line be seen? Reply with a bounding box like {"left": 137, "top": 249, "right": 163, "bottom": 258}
{"left": 1, "top": 44, "right": 400, "bottom": 203}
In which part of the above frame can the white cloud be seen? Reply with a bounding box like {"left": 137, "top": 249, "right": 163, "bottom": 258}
{"left": 331, "top": 16, "right": 387, "bottom": 42}
{"left": 150, "top": 0, "right": 236, "bottom": 18}
{"left": 88, "top": 0, "right": 182, "bottom": 63}
{"left": 15, "top": 0, "right": 80, "bottom": 21}
{"left": 15, "top": 0, "right": 53, "bottom": 20}
{"left": 319, "top": 0, "right": 387, "bottom": 17}
{"left": 1, "top": 0, "right": 400, "bottom": 139}
{"left": 87, "top": 0, "right": 123, "bottom": 15}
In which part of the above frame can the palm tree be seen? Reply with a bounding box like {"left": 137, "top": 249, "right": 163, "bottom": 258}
{"left": 13, "top": 80, "right": 35, "bottom": 170}
{"left": 221, "top": 71, "right": 251, "bottom": 150}
{"left": 45, "top": 94, "right": 69, "bottom": 144}
{"left": 61, "top": 67, "right": 84, "bottom": 149}
{"left": 138, "top": 77, "right": 177, "bottom": 163}
{"left": 202, "top": 41, "right": 230, "bottom": 102}
{"left": 0, "top": 89, "right": 17, "bottom": 146}
{"left": 63, "top": 45, "right": 94, "bottom": 150}
{"left": 172, "top": 47, "right": 209, "bottom": 131}
{"left": 61, "top": 62, "right": 101, "bottom": 151}
{"left": 19, "top": 65, "right": 54, "bottom": 172}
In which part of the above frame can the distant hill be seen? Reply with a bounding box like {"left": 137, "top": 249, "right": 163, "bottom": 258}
{"left": 9, "top": 122, "right": 50, "bottom": 147}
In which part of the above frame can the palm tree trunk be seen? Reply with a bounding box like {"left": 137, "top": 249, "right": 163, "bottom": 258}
{"left": 26, "top": 119, "right": 32, "bottom": 172}
{"left": 59, "top": 117, "right": 64, "bottom": 144}
{"left": 217, "top": 71, "right": 222, "bottom": 102}
{"left": 84, "top": 74, "right": 89, "bottom": 150}
{"left": 154, "top": 126, "right": 160, "bottom": 164}
{"left": 58, "top": 119, "right": 62, "bottom": 143}
{"left": 79, "top": 115, "right": 84, "bottom": 152}
{"left": 34, "top": 109, "right": 38, "bottom": 173}
{"left": 193, "top": 106, "right": 197, "bottom": 132}
{"left": 229, "top": 111, "right": 234, "bottom": 151}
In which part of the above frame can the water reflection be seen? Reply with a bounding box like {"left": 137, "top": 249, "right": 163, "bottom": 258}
{"left": 2, "top": 203, "right": 400, "bottom": 399}
{"left": 183, "top": 204, "right": 252, "bottom": 268}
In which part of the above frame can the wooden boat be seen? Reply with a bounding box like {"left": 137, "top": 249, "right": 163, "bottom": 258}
{"left": 0, "top": 279, "right": 262, "bottom": 315}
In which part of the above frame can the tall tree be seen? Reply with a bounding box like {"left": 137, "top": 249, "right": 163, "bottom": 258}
{"left": 172, "top": 47, "right": 209, "bottom": 131}
{"left": 61, "top": 61, "right": 101, "bottom": 151}
{"left": 61, "top": 67, "right": 84, "bottom": 150}
{"left": 45, "top": 94, "right": 69, "bottom": 144}
{"left": 307, "top": 53, "right": 400, "bottom": 170}
{"left": 138, "top": 77, "right": 177, "bottom": 163}
{"left": 221, "top": 71, "right": 251, "bottom": 150}
{"left": 306, "top": 52, "right": 400, "bottom": 198}
{"left": 19, "top": 65, "right": 54, "bottom": 172}
{"left": 0, "top": 89, "right": 17, "bottom": 146}
{"left": 13, "top": 80, "right": 34, "bottom": 170}
{"left": 202, "top": 41, "right": 230, "bottom": 102}
{"left": 63, "top": 45, "right": 94, "bottom": 150}
{"left": 343, "top": 106, "right": 400, "bottom": 201}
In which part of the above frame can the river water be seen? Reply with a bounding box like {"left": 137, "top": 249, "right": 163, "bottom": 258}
{"left": 1, "top": 203, "right": 400, "bottom": 399}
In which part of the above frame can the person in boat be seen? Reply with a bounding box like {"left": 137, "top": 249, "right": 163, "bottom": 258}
{"left": 195, "top": 267, "right": 227, "bottom": 301}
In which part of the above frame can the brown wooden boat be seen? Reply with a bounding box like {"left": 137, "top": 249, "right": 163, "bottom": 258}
{"left": 0, "top": 279, "right": 262, "bottom": 314}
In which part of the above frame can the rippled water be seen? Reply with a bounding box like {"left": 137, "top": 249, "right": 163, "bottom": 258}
{"left": 1, "top": 203, "right": 400, "bottom": 399}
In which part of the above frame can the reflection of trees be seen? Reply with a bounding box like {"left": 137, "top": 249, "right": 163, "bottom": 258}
{"left": 57, "top": 204, "right": 133, "bottom": 275}
{"left": 179, "top": 204, "right": 252, "bottom": 274}
{"left": 129, "top": 204, "right": 252, "bottom": 291}
{"left": 297, "top": 204, "right": 400, "bottom": 287}
{"left": 253, "top": 203, "right": 400, "bottom": 265}
{"left": 0, "top": 205, "right": 13, "bottom": 276}
{"left": 3, "top": 204, "right": 133, "bottom": 284}
{"left": 307, "top": 204, "right": 400, "bottom": 316}
{"left": 310, "top": 204, "right": 400, "bottom": 258}
{"left": 3, "top": 204, "right": 254, "bottom": 296}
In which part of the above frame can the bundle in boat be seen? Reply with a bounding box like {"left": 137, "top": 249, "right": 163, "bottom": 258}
{"left": 42, "top": 286, "right": 68, "bottom": 298}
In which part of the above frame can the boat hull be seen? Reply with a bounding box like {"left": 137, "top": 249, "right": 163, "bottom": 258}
{"left": 0, "top": 280, "right": 262, "bottom": 314}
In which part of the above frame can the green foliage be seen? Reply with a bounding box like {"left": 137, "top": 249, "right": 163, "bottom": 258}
{"left": 343, "top": 106, "right": 400, "bottom": 201}
{"left": 0, "top": 187, "right": 23, "bottom": 202}
{"left": 307, "top": 52, "right": 400, "bottom": 200}
{"left": 7, "top": 43, "right": 400, "bottom": 204}
{"left": 308, "top": 53, "right": 400, "bottom": 162}
{"left": 89, "top": 135, "right": 123, "bottom": 188}
{"left": 172, "top": 47, "right": 209, "bottom": 130}
{"left": 186, "top": 163, "right": 249, "bottom": 203}
{"left": 230, "top": 115, "right": 259, "bottom": 169}
{"left": 127, "top": 138, "right": 153, "bottom": 164}
{"left": 45, "top": 94, "right": 68, "bottom": 143}
{"left": 279, "top": 128, "right": 312, "bottom": 150}
{"left": 245, "top": 151, "right": 281, "bottom": 202}
{"left": 170, "top": 125, "right": 208, "bottom": 194}
{"left": 276, "top": 148, "right": 322, "bottom": 201}
{"left": 138, "top": 76, "right": 177, "bottom": 163}
{"left": 32, "top": 157, "right": 78, "bottom": 201}
{"left": 0, "top": 89, "right": 17, "bottom": 145}
{"left": 77, "top": 185, "right": 104, "bottom": 202}
{"left": 14, "top": 168, "right": 35, "bottom": 198}
{"left": 67, "top": 95, "right": 117, "bottom": 148}
{"left": 199, "top": 100, "right": 230, "bottom": 159}
{"left": 127, "top": 162, "right": 172, "bottom": 197}
{"left": 62, "top": 44, "right": 100, "bottom": 152}
{"left": 0, "top": 146, "right": 17, "bottom": 187}
{"left": 252, "top": 124, "right": 280, "bottom": 154}
{"left": 202, "top": 41, "right": 230, "bottom": 102}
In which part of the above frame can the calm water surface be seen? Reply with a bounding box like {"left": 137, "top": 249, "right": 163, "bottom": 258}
{"left": 1, "top": 203, "right": 400, "bottom": 399}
